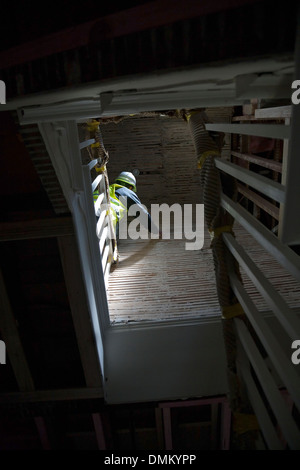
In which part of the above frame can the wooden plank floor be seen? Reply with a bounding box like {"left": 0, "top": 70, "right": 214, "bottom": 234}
{"left": 107, "top": 223, "right": 300, "bottom": 324}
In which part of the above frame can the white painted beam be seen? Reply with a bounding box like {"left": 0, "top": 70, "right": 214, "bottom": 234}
{"left": 237, "top": 344, "right": 284, "bottom": 450}
{"left": 255, "top": 106, "right": 292, "bottom": 119}
{"left": 223, "top": 232, "right": 300, "bottom": 340}
{"left": 228, "top": 266, "right": 300, "bottom": 411}
{"left": 215, "top": 158, "right": 285, "bottom": 203}
{"left": 206, "top": 123, "right": 290, "bottom": 140}
{"left": 280, "top": 8, "right": 300, "bottom": 245}
{"left": 235, "top": 319, "right": 300, "bottom": 450}
{"left": 220, "top": 194, "right": 300, "bottom": 282}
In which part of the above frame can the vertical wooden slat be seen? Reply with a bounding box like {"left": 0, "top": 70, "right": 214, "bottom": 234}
{"left": 211, "top": 403, "right": 219, "bottom": 449}
{"left": 278, "top": 117, "right": 290, "bottom": 240}
{"left": 155, "top": 407, "right": 165, "bottom": 450}
{"left": 220, "top": 400, "right": 231, "bottom": 450}
{"left": 34, "top": 417, "right": 51, "bottom": 450}
{"left": 162, "top": 407, "right": 173, "bottom": 450}
{"left": 92, "top": 413, "right": 107, "bottom": 450}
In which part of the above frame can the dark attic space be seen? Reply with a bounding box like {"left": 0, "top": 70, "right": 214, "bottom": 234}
{"left": 0, "top": 0, "right": 300, "bottom": 452}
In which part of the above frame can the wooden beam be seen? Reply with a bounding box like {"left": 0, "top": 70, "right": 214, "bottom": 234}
{"left": 279, "top": 13, "right": 300, "bottom": 245}
{"left": 162, "top": 407, "right": 173, "bottom": 450}
{"left": 57, "top": 235, "right": 103, "bottom": 388}
{"left": 155, "top": 408, "right": 165, "bottom": 450}
{"left": 255, "top": 106, "right": 292, "bottom": 119}
{"left": 232, "top": 151, "right": 282, "bottom": 173}
{"left": 92, "top": 413, "right": 106, "bottom": 450}
{"left": 211, "top": 403, "right": 219, "bottom": 450}
{"left": 232, "top": 115, "right": 259, "bottom": 121}
{"left": 0, "top": 268, "right": 35, "bottom": 391}
{"left": 237, "top": 346, "right": 283, "bottom": 449}
{"left": 159, "top": 397, "right": 227, "bottom": 408}
{"left": 237, "top": 184, "right": 280, "bottom": 220}
{"left": 0, "top": 387, "right": 103, "bottom": 404}
{"left": 278, "top": 118, "right": 290, "bottom": 242}
{"left": 221, "top": 193, "right": 300, "bottom": 283}
{"left": 215, "top": 158, "right": 285, "bottom": 204}
{"left": 206, "top": 123, "right": 290, "bottom": 140}
{"left": 0, "top": 217, "right": 74, "bottom": 241}
{"left": 220, "top": 401, "right": 231, "bottom": 450}
{"left": 234, "top": 319, "right": 300, "bottom": 449}
{"left": 224, "top": 232, "right": 300, "bottom": 340}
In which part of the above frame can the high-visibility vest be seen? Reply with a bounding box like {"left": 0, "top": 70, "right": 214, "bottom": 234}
{"left": 93, "top": 184, "right": 127, "bottom": 231}
{"left": 109, "top": 184, "right": 127, "bottom": 228}
{"left": 93, "top": 191, "right": 99, "bottom": 203}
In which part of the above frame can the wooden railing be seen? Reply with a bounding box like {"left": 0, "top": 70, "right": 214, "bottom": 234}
{"left": 206, "top": 107, "right": 300, "bottom": 449}
{"left": 82, "top": 157, "right": 114, "bottom": 288}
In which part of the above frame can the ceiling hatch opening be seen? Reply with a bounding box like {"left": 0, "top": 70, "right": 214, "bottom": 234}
{"left": 80, "top": 109, "right": 230, "bottom": 326}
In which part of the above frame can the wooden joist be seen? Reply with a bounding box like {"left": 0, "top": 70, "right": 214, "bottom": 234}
{"left": 0, "top": 216, "right": 74, "bottom": 241}
{"left": 232, "top": 106, "right": 292, "bottom": 122}
{"left": 255, "top": 106, "right": 292, "bottom": 119}
{"left": 231, "top": 151, "right": 282, "bottom": 173}
{"left": 237, "top": 184, "right": 280, "bottom": 220}
{"left": 0, "top": 387, "right": 104, "bottom": 404}
{"left": 206, "top": 123, "right": 290, "bottom": 140}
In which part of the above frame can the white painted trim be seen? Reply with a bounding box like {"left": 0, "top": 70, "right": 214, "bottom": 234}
{"left": 223, "top": 232, "right": 300, "bottom": 340}
{"left": 237, "top": 342, "right": 284, "bottom": 450}
{"left": 221, "top": 194, "right": 300, "bottom": 282}
{"left": 206, "top": 123, "right": 290, "bottom": 140}
{"left": 235, "top": 319, "right": 300, "bottom": 450}
{"left": 215, "top": 158, "right": 285, "bottom": 203}
{"left": 4, "top": 55, "right": 293, "bottom": 111}
{"left": 104, "top": 318, "right": 229, "bottom": 404}
{"left": 280, "top": 6, "right": 300, "bottom": 245}
{"left": 228, "top": 266, "right": 300, "bottom": 411}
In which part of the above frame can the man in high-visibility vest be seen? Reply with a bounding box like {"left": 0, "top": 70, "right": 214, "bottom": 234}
{"left": 109, "top": 171, "right": 159, "bottom": 240}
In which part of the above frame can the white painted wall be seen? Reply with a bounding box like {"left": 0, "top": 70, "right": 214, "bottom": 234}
{"left": 104, "top": 319, "right": 229, "bottom": 404}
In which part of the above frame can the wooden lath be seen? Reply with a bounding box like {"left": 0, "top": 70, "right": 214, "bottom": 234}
{"left": 107, "top": 221, "right": 300, "bottom": 324}
{"left": 11, "top": 111, "right": 69, "bottom": 215}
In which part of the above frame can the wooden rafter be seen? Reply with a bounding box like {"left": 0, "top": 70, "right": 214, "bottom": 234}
{"left": 0, "top": 387, "right": 103, "bottom": 403}
{"left": 0, "top": 217, "right": 74, "bottom": 241}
